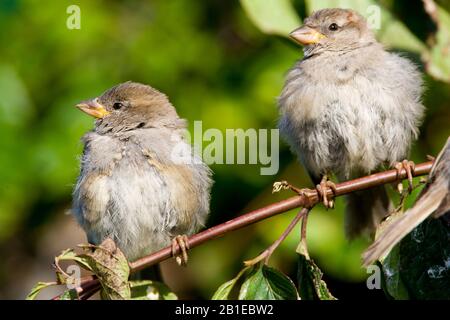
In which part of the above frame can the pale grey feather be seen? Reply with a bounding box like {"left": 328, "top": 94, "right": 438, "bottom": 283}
{"left": 278, "top": 9, "right": 424, "bottom": 237}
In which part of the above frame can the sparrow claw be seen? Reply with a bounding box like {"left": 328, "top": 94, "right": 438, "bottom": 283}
{"left": 316, "top": 176, "right": 336, "bottom": 209}
{"left": 394, "top": 160, "right": 416, "bottom": 193}
{"left": 171, "top": 235, "right": 190, "bottom": 266}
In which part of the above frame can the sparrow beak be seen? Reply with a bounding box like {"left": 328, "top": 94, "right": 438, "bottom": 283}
{"left": 289, "top": 26, "right": 326, "bottom": 45}
{"left": 76, "top": 98, "right": 110, "bottom": 118}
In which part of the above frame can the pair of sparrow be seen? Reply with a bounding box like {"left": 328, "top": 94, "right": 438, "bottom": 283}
{"left": 72, "top": 9, "right": 425, "bottom": 266}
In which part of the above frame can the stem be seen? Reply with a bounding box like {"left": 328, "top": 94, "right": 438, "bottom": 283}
{"left": 300, "top": 209, "right": 310, "bottom": 259}
{"left": 264, "top": 207, "right": 310, "bottom": 264}
{"left": 79, "top": 282, "right": 101, "bottom": 300}
{"left": 244, "top": 207, "right": 309, "bottom": 266}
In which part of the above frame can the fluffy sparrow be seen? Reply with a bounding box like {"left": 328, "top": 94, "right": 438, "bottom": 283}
{"left": 72, "top": 82, "right": 213, "bottom": 265}
{"left": 278, "top": 9, "right": 424, "bottom": 238}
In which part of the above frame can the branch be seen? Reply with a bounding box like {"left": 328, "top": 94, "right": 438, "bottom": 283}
{"left": 54, "top": 160, "right": 433, "bottom": 299}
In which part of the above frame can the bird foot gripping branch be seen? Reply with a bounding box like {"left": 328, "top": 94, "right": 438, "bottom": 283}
{"left": 394, "top": 159, "right": 416, "bottom": 193}
{"left": 273, "top": 178, "right": 337, "bottom": 209}
{"left": 315, "top": 176, "right": 337, "bottom": 209}
{"left": 171, "top": 235, "right": 190, "bottom": 266}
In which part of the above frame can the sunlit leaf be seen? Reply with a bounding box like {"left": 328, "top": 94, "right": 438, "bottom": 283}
{"left": 129, "top": 280, "right": 177, "bottom": 300}
{"left": 54, "top": 248, "right": 93, "bottom": 287}
{"left": 78, "top": 239, "right": 131, "bottom": 300}
{"left": 212, "top": 279, "right": 239, "bottom": 300}
{"left": 57, "top": 289, "right": 79, "bottom": 300}
{"left": 26, "top": 282, "right": 58, "bottom": 300}
{"left": 424, "top": 5, "right": 450, "bottom": 82}
{"left": 55, "top": 248, "right": 94, "bottom": 273}
{"left": 240, "top": 0, "right": 301, "bottom": 36}
{"left": 212, "top": 266, "right": 250, "bottom": 300}
{"left": 238, "top": 264, "right": 298, "bottom": 300}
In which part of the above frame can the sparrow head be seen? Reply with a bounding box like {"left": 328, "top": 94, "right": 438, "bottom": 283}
{"left": 290, "top": 8, "right": 375, "bottom": 56}
{"left": 76, "top": 81, "right": 182, "bottom": 134}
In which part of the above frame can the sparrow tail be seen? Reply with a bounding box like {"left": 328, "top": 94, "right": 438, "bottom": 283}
{"left": 344, "top": 185, "right": 391, "bottom": 240}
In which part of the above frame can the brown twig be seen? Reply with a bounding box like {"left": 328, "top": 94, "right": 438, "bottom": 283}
{"left": 53, "top": 160, "right": 433, "bottom": 300}
{"left": 243, "top": 207, "right": 310, "bottom": 266}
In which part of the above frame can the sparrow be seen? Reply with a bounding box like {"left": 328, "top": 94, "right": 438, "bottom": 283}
{"left": 363, "top": 137, "right": 450, "bottom": 266}
{"left": 278, "top": 8, "right": 424, "bottom": 238}
{"left": 72, "top": 81, "right": 213, "bottom": 265}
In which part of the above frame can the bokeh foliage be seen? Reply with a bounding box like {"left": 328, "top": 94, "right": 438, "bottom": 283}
{"left": 0, "top": 0, "right": 449, "bottom": 299}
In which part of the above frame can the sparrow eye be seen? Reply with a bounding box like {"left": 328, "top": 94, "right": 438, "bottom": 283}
{"left": 113, "top": 102, "right": 124, "bottom": 110}
{"left": 328, "top": 23, "right": 339, "bottom": 31}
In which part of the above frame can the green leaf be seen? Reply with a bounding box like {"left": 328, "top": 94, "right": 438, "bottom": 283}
{"left": 56, "top": 248, "right": 94, "bottom": 272}
{"left": 304, "top": 0, "right": 426, "bottom": 53}
{"left": 397, "top": 217, "right": 450, "bottom": 299}
{"left": 424, "top": 5, "right": 450, "bottom": 82}
{"left": 296, "top": 241, "right": 336, "bottom": 300}
{"left": 54, "top": 248, "right": 95, "bottom": 286}
{"left": 212, "top": 279, "right": 239, "bottom": 300}
{"left": 78, "top": 238, "right": 131, "bottom": 300}
{"left": 379, "top": 244, "right": 410, "bottom": 299}
{"left": 297, "top": 254, "right": 316, "bottom": 299}
{"left": 240, "top": 0, "right": 301, "bottom": 36}
{"left": 212, "top": 266, "right": 250, "bottom": 300}
{"left": 238, "top": 264, "right": 299, "bottom": 300}
{"left": 26, "top": 282, "right": 57, "bottom": 300}
{"left": 57, "top": 289, "right": 79, "bottom": 300}
{"left": 129, "top": 280, "right": 177, "bottom": 300}
{"left": 297, "top": 254, "right": 337, "bottom": 300}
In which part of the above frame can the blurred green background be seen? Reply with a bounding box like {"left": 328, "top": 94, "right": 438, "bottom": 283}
{"left": 0, "top": 0, "right": 449, "bottom": 299}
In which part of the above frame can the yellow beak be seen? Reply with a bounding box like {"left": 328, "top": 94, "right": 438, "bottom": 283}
{"left": 289, "top": 26, "right": 326, "bottom": 45}
{"left": 76, "top": 98, "right": 110, "bottom": 118}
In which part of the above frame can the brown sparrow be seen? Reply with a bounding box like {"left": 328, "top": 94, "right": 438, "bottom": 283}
{"left": 278, "top": 9, "right": 424, "bottom": 238}
{"left": 72, "top": 81, "right": 213, "bottom": 265}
